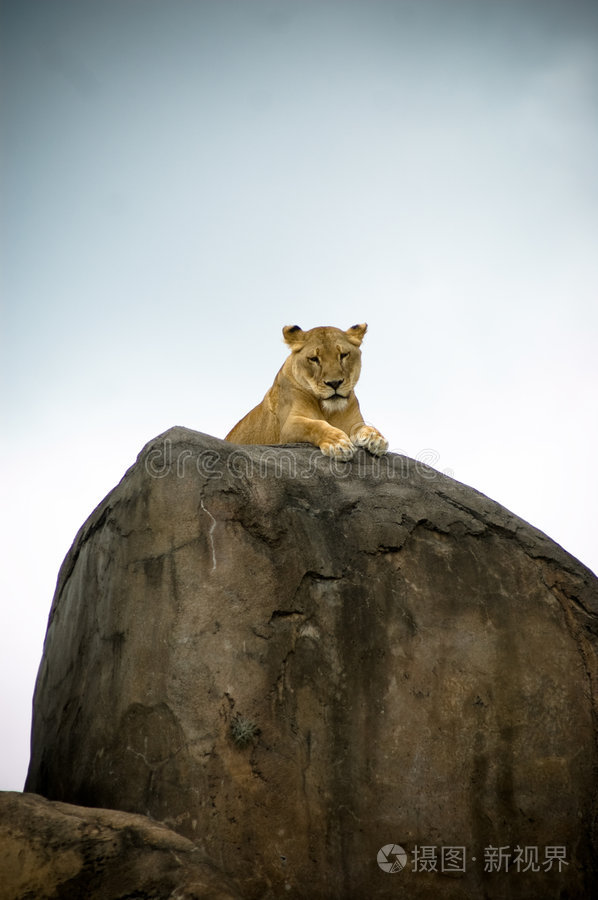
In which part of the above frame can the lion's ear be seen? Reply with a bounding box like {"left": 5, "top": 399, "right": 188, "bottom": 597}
{"left": 346, "top": 323, "right": 367, "bottom": 346}
{"left": 282, "top": 325, "right": 307, "bottom": 347}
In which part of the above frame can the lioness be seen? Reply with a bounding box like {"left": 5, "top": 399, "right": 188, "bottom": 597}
{"left": 225, "top": 323, "right": 388, "bottom": 460}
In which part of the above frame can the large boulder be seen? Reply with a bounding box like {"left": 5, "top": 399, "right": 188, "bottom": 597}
{"left": 25, "top": 428, "right": 598, "bottom": 898}
{"left": 0, "top": 791, "right": 241, "bottom": 899}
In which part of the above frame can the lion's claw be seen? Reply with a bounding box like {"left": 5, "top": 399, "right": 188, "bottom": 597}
{"left": 352, "top": 425, "right": 389, "bottom": 457}
{"left": 320, "top": 435, "right": 356, "bottom": 461}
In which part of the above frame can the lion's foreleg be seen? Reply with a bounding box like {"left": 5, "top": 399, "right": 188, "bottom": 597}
{"left": 281, "top": 415, "right": 355, "bottom": 460}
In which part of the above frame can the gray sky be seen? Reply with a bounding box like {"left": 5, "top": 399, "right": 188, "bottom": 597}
{"left": 1, "top": 0, "right": 597, "bottom": 790}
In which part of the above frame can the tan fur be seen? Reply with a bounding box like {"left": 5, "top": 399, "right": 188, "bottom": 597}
{"left": 225, "top": 323, "right": 388, "bottom": 460}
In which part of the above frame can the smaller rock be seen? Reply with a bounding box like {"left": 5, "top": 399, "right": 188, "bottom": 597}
{"left": 0, "top": 791, "right": 241, "bottom": 900}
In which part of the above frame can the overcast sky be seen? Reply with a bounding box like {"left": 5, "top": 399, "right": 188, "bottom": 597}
{"left": 1, "top": 0, "right": 597, "bottom": 791}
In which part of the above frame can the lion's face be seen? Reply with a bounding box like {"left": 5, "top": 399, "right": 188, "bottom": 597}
{"left": 282, "top": 324, "right": 366, "bottom": 412}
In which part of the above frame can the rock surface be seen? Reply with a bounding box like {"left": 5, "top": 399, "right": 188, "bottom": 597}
{"left": 0, "top": 791, "right": 241, "bottom": 899}
{"left": 25, "top": 428, "right": 598, "bottom": 898}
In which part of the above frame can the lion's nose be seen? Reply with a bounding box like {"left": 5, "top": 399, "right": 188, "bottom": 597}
{"left": 325, "top": 379, "right": 343, "bottom": 391}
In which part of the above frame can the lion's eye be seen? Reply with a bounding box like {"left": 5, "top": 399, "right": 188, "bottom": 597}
{"left": 340, "top": 352, "right": 349, "bottom": 360}
{"left": 308, "top": 356, "right": 320, "bottom": 364}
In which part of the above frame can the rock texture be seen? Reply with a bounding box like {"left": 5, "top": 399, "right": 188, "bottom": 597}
{"left": 0, "top": 791, "right": 241, "bottom": 900}
{"left": 25, "top": 427, "right": 598, "bottom": 898}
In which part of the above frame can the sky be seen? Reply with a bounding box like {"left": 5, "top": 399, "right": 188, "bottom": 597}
{"left": 1, "top": 0, "right": 597, "bottom": 791}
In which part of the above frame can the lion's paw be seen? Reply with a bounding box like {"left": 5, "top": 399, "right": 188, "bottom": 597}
{"left": 352, "top": 425, "right": 389, "bottom": 457}
{"left": 320, "top": 432, "right": 356, "bottom": 461}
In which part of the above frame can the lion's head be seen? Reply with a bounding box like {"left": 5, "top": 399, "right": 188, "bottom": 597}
{"left": 282, "top": 323, "right": 367, "bottom": 413}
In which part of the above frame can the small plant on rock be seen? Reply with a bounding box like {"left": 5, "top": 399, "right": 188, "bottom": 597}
{"left": 230, "top": 715, "right": 259, "bottom": 748}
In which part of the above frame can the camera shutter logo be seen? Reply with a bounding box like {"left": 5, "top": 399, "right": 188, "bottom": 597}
{"left": 377, "top": 844, "right": 408, "bottom": 873}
